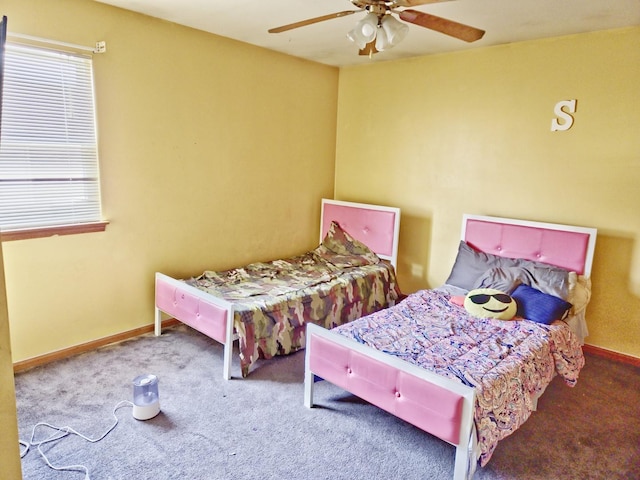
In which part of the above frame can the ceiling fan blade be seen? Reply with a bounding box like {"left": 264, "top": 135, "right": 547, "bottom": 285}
{"left": 392, "top": 0, "right": 452, "bottom": 6}
{"left": 268, "top": 11, "right": 358, "bottom": 34}
{"left": 399, "top": 9, "right": 485, "bottom": 42}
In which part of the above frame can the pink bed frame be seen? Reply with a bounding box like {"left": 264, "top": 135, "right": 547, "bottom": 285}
{"left": 154, "top": 199, "right": 401, "bottom": 380}
{"left": 304, "top": 214, "right": 597, "bottom": 480}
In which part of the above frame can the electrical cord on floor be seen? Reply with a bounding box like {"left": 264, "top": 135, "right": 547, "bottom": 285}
{"left": 19, "top": 400, "right": 133, "bottom": 480}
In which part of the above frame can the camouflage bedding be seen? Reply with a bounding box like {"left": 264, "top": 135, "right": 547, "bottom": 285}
{"left": 187, "top": 222, "right": 400, "bottom": 377}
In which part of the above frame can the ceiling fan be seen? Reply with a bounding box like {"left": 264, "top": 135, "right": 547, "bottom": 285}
{"left": 268, "top": 0, "right": 485, "bottom": 56}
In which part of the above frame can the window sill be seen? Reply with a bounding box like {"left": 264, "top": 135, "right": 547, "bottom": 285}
{"left": 0, "top": 221, "right": 109, "bottom": 241}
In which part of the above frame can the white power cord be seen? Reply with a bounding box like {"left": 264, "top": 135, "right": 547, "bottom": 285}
{"left": 20, "top": 400, "right": 134, "bottom": 480}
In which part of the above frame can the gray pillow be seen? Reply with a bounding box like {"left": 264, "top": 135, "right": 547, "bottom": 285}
{"left": 517, "top": 260, "right": 571, "bottom": 299}
{"left": 446, "top": 241, "right": 571, "bottom": 298}
{"left": 471, "top": 266, "right": 526, "bottom": 293}
{"left": 445, "top": 241, "right": 519, "bottom": 291}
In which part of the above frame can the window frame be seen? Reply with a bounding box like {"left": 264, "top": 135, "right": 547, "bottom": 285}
{"left": 0, "top": 221, "right": 108, "bottom": 241}
{"left": 0, "top": 41, "right": 107, "bottom": 241}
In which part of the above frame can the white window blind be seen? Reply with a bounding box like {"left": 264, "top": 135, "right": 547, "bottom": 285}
{"left": 0, "top": 43, "right": 102, "bottom": 232}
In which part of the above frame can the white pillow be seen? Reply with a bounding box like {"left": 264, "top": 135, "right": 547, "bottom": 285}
{"left": 567, "top": 272, "right": 592, "bottom": 316}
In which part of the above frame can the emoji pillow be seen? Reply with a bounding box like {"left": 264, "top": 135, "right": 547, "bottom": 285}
{"left": 464, "top": 288, "right": 517, "bottom": 320}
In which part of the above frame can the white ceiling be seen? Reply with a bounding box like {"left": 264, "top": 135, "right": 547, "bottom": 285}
{"left": 94, "top": 0, "right": 640, "bottom": 67}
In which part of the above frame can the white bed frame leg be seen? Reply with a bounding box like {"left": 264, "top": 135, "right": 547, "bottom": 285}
{"left": 222, "top": 344, "right": 232, "bottom": 381}
{"left": 453, "top": 446, "right": 470, "bottom": 480}
{"left": 304, "top": 369, "right": 315, "bottom": 408}
{"left": 453, "top": 421, "right": 478, "bottom": 480}
{"left": 154, "top": 307, "right": 162, "bottom": 336}
{"left": 222, "top": 310, "right": 234, "bottom": 380}
{"left": 304, "top": 333, "right": 315, "bottom": 408}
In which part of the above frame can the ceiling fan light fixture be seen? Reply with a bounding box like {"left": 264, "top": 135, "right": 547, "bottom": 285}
{"left": 375, "top": 25, "right": 390, "bottom": 51}
{"left": 380, "top": 15, "right": 409, "bottom": 47}
{"left": 347, "top": 12, "right": 378, "bottom": 49}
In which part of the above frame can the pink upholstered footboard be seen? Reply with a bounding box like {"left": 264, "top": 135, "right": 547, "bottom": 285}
{"left": 304, "top": 323, "right": 477, "bottom": 480}
{"left": 155, "top": 273, "right": 230, "bottom": 343}
{"left": 155, "top": 272, "right": 236, "bottom": 379}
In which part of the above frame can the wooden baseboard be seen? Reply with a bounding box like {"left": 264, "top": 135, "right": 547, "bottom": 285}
{"left": 583, "top": 343, "right": 640, "bottom": 367}
{"left": 13, "top": 318, "right": 180, "bottom": 373}
{"left": 12, "top": 320, "right": 639, "bottom": 373}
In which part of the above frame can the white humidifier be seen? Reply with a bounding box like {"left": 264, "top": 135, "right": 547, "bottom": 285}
{"left": 132, "top": 374, "right": 160, "bottom": 420}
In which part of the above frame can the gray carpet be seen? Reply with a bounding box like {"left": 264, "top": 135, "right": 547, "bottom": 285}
{"left": 14, "top": 324, "right": 640, "bottom": 480}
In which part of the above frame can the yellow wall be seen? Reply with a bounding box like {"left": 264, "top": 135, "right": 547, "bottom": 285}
{"left": 0, "top": 241, "right": 21, "bottom": 480}
{"left": 2, "top": 0, "right": 339, "bottom": 361}
{"left": 2, "top": 4, "right": 638, "bottom": 363}
{"left": 335, "top": 27, "right": 640, "bottom": 358}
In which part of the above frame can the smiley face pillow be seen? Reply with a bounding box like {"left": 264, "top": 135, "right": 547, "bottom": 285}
{"left": 463, "top": 288, "right": 517, "bottom": 320}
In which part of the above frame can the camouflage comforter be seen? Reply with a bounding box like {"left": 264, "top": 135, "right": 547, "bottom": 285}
{"left": 188, "top": 248, "right": 400, "bottom": 377}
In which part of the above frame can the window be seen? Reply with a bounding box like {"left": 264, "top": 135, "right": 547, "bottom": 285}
{"left": 0, "top": 43, "right": 106, "bottom": 240}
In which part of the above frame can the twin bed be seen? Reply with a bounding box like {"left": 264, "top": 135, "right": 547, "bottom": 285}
{"left": 155, "top": 199, "right": 596, "bottom": 479}
{"left": 155, "top": 199, "right": 401, "bottom": 379}
{"left": 305, "top": 213, "right": 596, "bottom": 479}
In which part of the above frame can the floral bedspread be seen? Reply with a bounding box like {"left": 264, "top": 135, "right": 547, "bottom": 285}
{"left": 188, "top": 250, "right": 400, "bottom": 377}
{"left": 332, "top": 289, "right": 585, "bottom": 466}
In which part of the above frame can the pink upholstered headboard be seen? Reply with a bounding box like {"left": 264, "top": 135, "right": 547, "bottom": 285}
{"left": 321, "top": 199, "right": 401, "bottom": 268}
{"left": 461, "top": 214, "right": 597, "bottom": 277}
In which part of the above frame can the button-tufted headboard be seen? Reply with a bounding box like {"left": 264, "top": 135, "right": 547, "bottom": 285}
{"left": 461, "top": 214, "right": 597, "bottom": 277}
{"left": 321, "top": 199, "right": 401, "bottom": 268}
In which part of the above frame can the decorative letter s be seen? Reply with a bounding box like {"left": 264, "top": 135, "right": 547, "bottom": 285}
{"left": 551, "top": 99, "right": 577, "bottom": 131}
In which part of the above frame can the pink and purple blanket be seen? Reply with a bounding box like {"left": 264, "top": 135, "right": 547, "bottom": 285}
{"left": 333, "top": 288, "right": 585, "bottom": 465}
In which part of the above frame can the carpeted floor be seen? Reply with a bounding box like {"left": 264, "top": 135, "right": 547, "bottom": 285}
{"left": 14, "top": 324, "right": 640, "bottom": 480}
